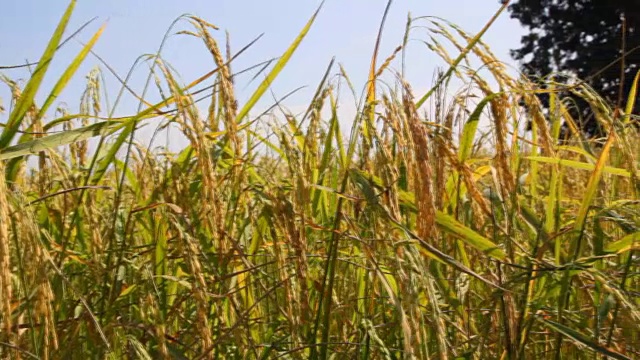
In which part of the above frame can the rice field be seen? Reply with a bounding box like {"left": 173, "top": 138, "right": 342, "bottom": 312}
{"left": 0, "top": 1, "right": 639, "bottom": 359}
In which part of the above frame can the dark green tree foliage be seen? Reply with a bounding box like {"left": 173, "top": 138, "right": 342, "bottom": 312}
{"left": 507, "top": 0, "right": 639, "bottom": 138}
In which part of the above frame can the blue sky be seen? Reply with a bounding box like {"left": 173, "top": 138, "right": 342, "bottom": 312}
{"left": 0, "top": 1, "right": 525, "bottom": 148}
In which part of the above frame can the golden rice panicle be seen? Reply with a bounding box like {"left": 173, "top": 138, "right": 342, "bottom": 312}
{"left": 144, "top": 293, "right": 170, "bottom": 360}
{"left": 174, "top": 218, "right": 214, "bottom": 355}
{"left": 189, "top": 17, "right": 240, "bottom": 157}
{"left": 489, "top": 93, "right": 516, "bottom": 197}
{"left": 158, "top": 60, "right": 226, "bottom": 254}
{"left": 21, "top": 210, "right": 58, "bottom": 360}
{"left": 402, "top": 82, "right": 437, "bottom": 241}
{"left": 378, "top": 94, "right": 403, "bottom": 220}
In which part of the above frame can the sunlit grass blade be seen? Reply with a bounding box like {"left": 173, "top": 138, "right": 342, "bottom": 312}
{"left": 89, "top": 121, "right": 135, "bottom": 184}
{"left": 546, "top": 90, "right": 562, "bottom": 263}
{"left": 363, "top": 0, "right": 392, "bottom": 148}
{"left": 459, "top": 93, "right": 498, "bottom": 162}
{"left": 526, "top": 156, "right": 634, "bottom": 178}
{"left": 573, "top": 134, "right": 616, "bottom": 236}
{"left": 435, "top": 211, "right": 507, "bottom": 260}
{"left": 234, "top": 1, "right": 324, "bottom": 124}
{"left": 0, "top": 120, "right": 123, "bottom": 160}
{"left": 0, "top": 0, "right": 76, "bottom": 150}
{"left": 604, "top": 232, "right": 640, "bottom": 254}
{"left": 623, "top": 70, "right": 640, "bottom": 125}
{"left": 37, "top": 23, "right": 106, "bottom": 119}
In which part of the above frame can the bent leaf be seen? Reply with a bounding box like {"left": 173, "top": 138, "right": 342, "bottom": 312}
{"left": 436, "top": 211, "right": 507, "bottom": 260}
{"left": 0, "top": 120, "right": 123, "bottom": 160}
{"left": 605, "top": 232, "right": 640, "bottom": 254}
{"left": 459, "top": 93, "right": 498, "bottom": 162}
{"left": 540, "top": 319, "right": 631, "bottom": 360}
{"left": 526, "top": 156, "right": 633, "bottom": 178}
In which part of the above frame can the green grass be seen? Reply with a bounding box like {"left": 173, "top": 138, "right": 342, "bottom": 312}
{"left": 1, "top": 1, "right": 639, "bottom": 359}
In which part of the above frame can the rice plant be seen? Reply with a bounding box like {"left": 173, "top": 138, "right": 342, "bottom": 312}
{"left": 0, "top": 1, "right": 638, "bottom": 359}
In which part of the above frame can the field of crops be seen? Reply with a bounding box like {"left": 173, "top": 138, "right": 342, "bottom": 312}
{"left": 0, "top": 1, "right": 639, "bottom": 359}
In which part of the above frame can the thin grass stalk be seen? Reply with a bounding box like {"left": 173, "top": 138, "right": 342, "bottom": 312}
{"left": 414, "top": 0, "right": 510, "bottom": 109}
{"left": 0, "top": 160, "right": 14, "bottom": 350}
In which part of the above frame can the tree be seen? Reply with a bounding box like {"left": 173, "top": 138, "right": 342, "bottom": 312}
{"left": 507, "top": 0, "right": 639, "bottom": 138}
